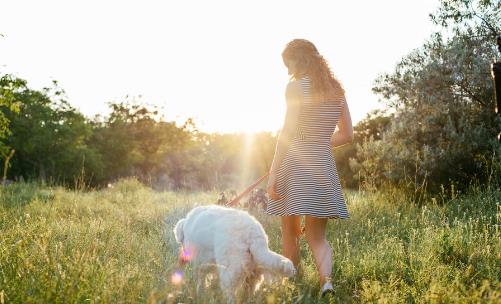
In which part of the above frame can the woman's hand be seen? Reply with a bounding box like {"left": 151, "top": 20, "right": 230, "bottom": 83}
{"left": 266, "top": 173, "right": 281, "bottom": 200}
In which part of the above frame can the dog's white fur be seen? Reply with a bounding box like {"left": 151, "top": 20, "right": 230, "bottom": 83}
{"left": 173, "top": 205, "right": 295, "bottom": 303}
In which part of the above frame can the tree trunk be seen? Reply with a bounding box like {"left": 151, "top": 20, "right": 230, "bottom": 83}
{"left": 492, "top": 61, "right": 501, "bottom": 142}
{"left": 39, "top": 162, "right": 46, "bottom": 182}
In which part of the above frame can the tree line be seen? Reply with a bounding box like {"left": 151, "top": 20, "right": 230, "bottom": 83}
{"left": 0, "top": 77, "right": 279, "bottom": 190}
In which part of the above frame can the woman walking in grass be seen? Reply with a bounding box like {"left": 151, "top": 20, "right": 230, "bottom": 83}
{"left": 266, "top": 38, "right": 353, "bottom": 297}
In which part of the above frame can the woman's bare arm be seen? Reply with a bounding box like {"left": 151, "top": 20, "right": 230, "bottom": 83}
{"left": 331, "top": 98, "right": 354, "bottom": 148}
{"left": 269, "top": 81, "right": 302, "bottom": 174}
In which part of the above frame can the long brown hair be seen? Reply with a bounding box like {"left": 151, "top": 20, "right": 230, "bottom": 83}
{"left": 282, "top": 39, "right": 345, "bottom": 103}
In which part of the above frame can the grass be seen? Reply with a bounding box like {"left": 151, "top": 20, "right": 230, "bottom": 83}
{"left": 0, "top": 178, "right": 499, "bottom": 303}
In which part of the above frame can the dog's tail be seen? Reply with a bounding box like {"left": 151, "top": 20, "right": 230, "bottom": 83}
{"left": 249, "top": 237, "right": 296, "bottom": 277}
{"left": 173, "top": 218, "right": 186, "bottom": 244}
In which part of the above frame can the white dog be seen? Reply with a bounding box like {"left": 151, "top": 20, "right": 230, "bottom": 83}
{"left": 173, "top": 205, "right": 296, "bottom": 303}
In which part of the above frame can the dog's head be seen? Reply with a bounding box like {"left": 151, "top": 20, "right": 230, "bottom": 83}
{"left": 174, "top": 218, "right": 193, "bottom": 265}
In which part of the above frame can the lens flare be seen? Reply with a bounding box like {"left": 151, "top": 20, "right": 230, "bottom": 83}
{"left": 181, "top": 247, "right": 192, "bottom": 263}
{"left": 171, "top": 270, "right": 183, "bottom": 285}
{"left": 239, "top": 132, "right": 255, "bottom": 192}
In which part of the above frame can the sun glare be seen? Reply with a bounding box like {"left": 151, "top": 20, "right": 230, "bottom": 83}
{"left": 239, "top": 132, "right": 255, "bottom": 189}
{"left": 0, "top": 1, "right": 439, "bottom": 134}
{"left": 191, "top": 111, "right": 282, "bottom": 135}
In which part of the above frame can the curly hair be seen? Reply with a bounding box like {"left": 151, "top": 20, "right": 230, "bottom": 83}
{"left": 282, "top": 39, "right": 345, "bottom": 103}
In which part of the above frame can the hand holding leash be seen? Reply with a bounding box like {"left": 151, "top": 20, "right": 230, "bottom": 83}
{"left": 266, "top": 172, "right": 281, "bottom": 200}
{"left": 225, "top": 173, "right": 270, "bottom": 207}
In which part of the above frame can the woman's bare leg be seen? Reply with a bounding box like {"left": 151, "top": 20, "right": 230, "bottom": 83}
{"left": 281, "top": 215, "right": 302, "bottom": 268}
{"left": 304, "top": 215, "right": 332, "bottom": 286}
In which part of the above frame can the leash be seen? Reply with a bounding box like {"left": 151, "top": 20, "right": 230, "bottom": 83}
{"left": 225, "top": 172, "right": 270, "bottom": 207}
{"left": 224, "top": 172, "right": 307, "bottom": 234}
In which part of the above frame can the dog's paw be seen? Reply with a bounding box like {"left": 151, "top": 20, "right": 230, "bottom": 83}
{"left": 281, "top": 259, "right": 296, "bottom": 277}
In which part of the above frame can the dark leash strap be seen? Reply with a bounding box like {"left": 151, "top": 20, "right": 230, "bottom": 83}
{"left": 225, "top": 172, "right": 270, "bottom": 207}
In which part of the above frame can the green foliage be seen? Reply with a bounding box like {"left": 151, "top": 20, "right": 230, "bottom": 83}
{"left": 335, "top": 109, "right": 393, "bottom": 189}
{"left": 430, "top": 0, "right": 500, "bottom": 38}
{"left": 354, "top": 0, "right": 501, "bottom": 193}
{"left": 0, "top": 79, "right": 279, "bottom": 190}
{"left": 89, "top": 100, "right": 278, "bottom": 190}
{"left": 0, "top": 75, "right": 22, "bottom": 155}
{"left": 0, "top": 181, "right": 499, "bottom": 303}
{"left": 89, "top": 100, "right": 193, "bottom": 187}
{"left": 1, "top": 77, "right": 98, "bottom": 184}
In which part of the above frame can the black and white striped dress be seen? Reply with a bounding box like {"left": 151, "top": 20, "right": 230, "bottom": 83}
{"left": 266, "top": 75, "right": 349, "bottom": 219}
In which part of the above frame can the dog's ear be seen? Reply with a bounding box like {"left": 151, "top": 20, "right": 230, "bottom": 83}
{"left": 173, "top": 218, "right": 186, "bottom": 243}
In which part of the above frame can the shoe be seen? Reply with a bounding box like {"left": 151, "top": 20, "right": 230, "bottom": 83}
{"left": 320, "top": 277, "right": 334, "bottom": 298}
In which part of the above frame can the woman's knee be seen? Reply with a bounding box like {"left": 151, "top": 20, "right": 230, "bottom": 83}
{"left": 304, "top": 229, "right": 324, "bottom": 246}
{"left": 304, "top": 216, "right": 327, "bottom": 245}
{"left": 281, "top": 215, "right": 302, "bottom": 239}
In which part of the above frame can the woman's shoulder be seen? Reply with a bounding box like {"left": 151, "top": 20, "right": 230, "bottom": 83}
{"left": 286, "top": 79, "right": 303, "bottom": 90}
{"left": 285, "top": 79, "right": 304, "bottom": 105}
{"left": 288, "top": 74, "right": 310, "bottom": 90}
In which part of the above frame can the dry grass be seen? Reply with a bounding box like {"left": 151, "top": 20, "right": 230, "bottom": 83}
{"left": 0, "top": 178, "right": 499, "bottom": 303}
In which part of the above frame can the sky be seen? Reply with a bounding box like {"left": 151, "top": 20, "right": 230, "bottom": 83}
{"left": 0, "top": 0, "right": 439, "bottom": 133}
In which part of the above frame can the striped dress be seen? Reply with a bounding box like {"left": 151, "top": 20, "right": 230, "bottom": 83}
{"left": 266, "top": 75, "right": 349, "bottom": 219}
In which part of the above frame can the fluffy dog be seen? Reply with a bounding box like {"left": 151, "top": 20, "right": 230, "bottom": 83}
{"left": 173, "top": 205, "right": 295, "bottom": 303}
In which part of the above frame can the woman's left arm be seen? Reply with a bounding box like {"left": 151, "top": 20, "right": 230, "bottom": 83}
{"left": 269, "top": 81, "right": 302, "bottom": 175}
{"left": 331, "top": 98, "right": 354, "bottom": 148}
{"left": 267, "top": 81, "right": 302, "bottom": 200}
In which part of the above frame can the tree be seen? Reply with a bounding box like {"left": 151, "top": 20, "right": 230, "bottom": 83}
{"left": 89, "top": 100, "right": 197, "bottom": 188}
{"left": 335, "top": 109, "right": 394, "bottom": 189}
{"left": 3, "top": 77, "right": 98, "bottom": 183}
{"left": 355, "top": 0, "right": 501, "bottom": 193}
{"left": 0, "top": 75, "right": 22, "bottom": 156}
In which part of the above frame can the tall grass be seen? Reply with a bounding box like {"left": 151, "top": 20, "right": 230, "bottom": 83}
{"left": 0, "top": 178, "right": 499, "bottom": 303}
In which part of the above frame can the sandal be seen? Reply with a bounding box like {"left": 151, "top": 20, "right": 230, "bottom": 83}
{"left": 320, "top": 277, "right": 334, "bottom": 298}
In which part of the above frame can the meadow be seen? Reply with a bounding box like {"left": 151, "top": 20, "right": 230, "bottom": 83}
{"left": 0, "top": 179, "right": 499, "bottom": 303}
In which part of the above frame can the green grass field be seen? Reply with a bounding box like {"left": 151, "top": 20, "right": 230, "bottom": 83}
{"left": 0, "top": 179, "right": 499, "bottom": 303}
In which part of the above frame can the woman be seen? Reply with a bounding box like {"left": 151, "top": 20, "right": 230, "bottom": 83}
{"left": 266, "top": 39, "right": 353, "bottom": 297}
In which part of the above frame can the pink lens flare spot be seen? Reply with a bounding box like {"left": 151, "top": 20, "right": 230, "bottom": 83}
{"left": 181, "top": 248, "right": 192, "bottom": 262}
{"left": 171, "top": 270, "right": 183, "bottom": 285}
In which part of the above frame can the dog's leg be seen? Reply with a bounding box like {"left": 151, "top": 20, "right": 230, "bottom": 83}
{"left": 195, "top": 264, "right": 218, "bottom": 293}
{"left": 217, "top": 265, "right": 242, "bottom": 304}
{"left": 194, "top": 264, "right": 206, "bottom": 296}
{"left": 244, "top": 269, "right": 262, "bottom": 295}
{"left": 249, "top": 237, "right": 296, "bottom": 277}
{"left": 215, "top": 255, "right": 246, "bottom": 304}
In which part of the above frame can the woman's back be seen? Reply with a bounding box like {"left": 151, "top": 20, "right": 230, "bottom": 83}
{"left": 295, "top": 75, "right": 345, "bottom": 143}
